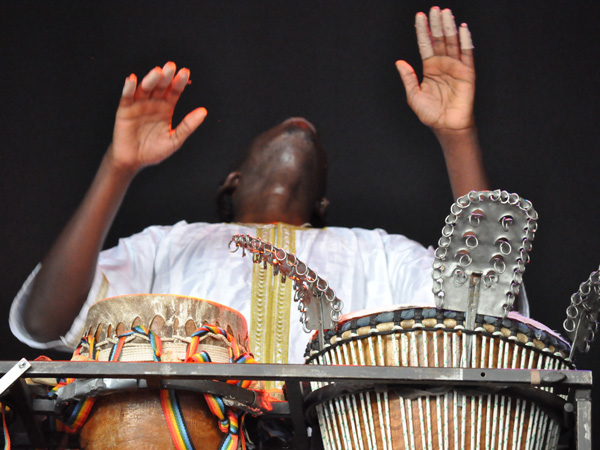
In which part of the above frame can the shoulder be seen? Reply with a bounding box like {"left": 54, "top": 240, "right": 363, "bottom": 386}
{"left": 308, "top": 225, "right": 429, "bottom": 250}
{"left": 122, "top": 221, "right": 248, "bottom": 240}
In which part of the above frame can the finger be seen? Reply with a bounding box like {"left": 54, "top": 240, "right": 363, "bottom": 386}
{"left": 415, "top": 12, "right": 434, "bottom": 60}
{"left": 158, "top": 62, "right": 176, "bottom": 88}
{"left": 120, "top": 74, "right": 137, "bottom": 106}
{"left": 166, "top": 67, "right": 191, "bottom": 104}
{"left": 395, "top": 60, "right": 420, "bottom": 99}
{"left": 429, "top": 7, "right": 446, "bottom": 56}
{"left": 459, "top": 23, "right": 475, "bottom": 69}
{"left": 136, "top": 66, "right": 162, "bottom": 100}
{"left": 441, "top": 8, "right": 460, "bottom": 59}
{"left": 151, "top": 61, "right": 177, "bottom": 99}
{"left": 171, "top": 107, "right": 207, "bottom": 148}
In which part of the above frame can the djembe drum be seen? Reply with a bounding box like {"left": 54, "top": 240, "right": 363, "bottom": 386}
{"left": 304, "top": 191, "right": 573, "bottom": 449}
{"left": 305, "top": 305, "right": 572, "bottom": 450}
{"left": 67, "top": 294, "right": 250, "bottom": 450}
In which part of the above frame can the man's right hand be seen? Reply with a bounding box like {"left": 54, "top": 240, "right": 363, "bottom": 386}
{"left": 108, "top": 61, "right": 207, "bottom": 174}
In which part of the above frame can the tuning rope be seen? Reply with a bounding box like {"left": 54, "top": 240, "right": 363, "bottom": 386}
{"left": 2, "top": 403, "right": 10, "bottom": 450}
{"left": 49, "top": 323, "right": 255, "bottom": 449}
{"left": 185, "top": 325, "right": 257, "bottom": 450}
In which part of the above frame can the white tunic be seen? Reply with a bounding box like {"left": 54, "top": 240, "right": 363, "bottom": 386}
{"left": 10, "top": 221, "right": 443, "bottom": 363}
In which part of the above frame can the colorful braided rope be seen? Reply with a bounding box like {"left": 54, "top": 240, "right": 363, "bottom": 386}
{"left": 48, "top": 335, "right": 102, "bottom": 434}
{"left": 74, "top": 335, "right": 98, "bottom": 360}
{"left": 49, "top": 385, "right": 93, "bottom": 434}
{"left": 50, "top": 326, "right": 163, "bottom": 435}
{"left": 109, "top": 325, "right": 162, "bottom": 362}
{"left": 2, "top": 403, "right": 10, "bottom": 450}
{"left": 185, "top": 325, "right": 257, "bottom": 450}
{"left": 47, "top": 323, "right": 255, "bottom": 450}
{"left": 186, "top": 325, "right": 243, "bottom": 363}
{"left": 160, "top": 390, "right": 196, "bottom": 450}
{"left": 57, "top": 397, "right": 96, "bottom": 433}
{"left": 108, "top": 326, "right": 197, "bottom": 450}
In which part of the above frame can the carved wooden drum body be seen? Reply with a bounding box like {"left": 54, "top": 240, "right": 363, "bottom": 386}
{"left": 74, "top": 294, "right": 250, "bottom": 450}
{"left": 305, "top": 306, "right": 572, "bottom": 450}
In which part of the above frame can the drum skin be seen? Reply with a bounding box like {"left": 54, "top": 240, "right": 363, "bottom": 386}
{"left": 80, "top": 391, "right": 223, "bottom": 450}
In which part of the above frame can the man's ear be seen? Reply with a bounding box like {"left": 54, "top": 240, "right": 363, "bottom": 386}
{"left": 218, "top": 171, "right": 241, "bottom": 194}
{"left": 314, "top": 197, "right": 329, "bottom": 221}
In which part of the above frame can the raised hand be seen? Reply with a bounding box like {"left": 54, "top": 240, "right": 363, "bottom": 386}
{"left": 396, "top": 7, "right": 475, "bottom": 132}
{"left": 109, "top": 61, "right": 207, "bottom": 173}
{"left": 21, "top": 62, "right": 207, "bottom": 342}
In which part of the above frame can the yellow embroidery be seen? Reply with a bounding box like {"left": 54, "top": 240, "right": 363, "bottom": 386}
{"left": 250, "top": 224, "right": 275, "bottom": 365}
{"left": 272, "top": 223, "right": 294, "bottom": 366}
{"left": 249, "top": 223, "right": 299, "bottom": 389}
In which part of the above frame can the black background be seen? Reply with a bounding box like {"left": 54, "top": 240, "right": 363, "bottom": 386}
{"left": 2, "top": 1, "right": 599, "bottom": 439}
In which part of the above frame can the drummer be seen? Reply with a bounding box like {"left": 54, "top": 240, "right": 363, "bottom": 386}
{"left": 10, "top": 7, "right": 506, "bottom": 367}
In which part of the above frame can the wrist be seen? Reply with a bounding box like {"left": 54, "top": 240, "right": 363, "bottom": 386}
{"left": 431, "top": 124, "right": 477, "bottom": 140}
{"left": 102, "top": 145, "right": 141, "bottom": 180}
{"left": 433, "top": 125, "right": 479, "bottom": 154}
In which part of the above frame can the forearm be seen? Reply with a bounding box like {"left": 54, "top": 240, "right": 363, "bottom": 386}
{"left": 23, "top": 149, "right": 137, "bottom": 342}
{"left": 433, "top": 126, "right": 489, "bottom": 199}
{"left": 18, "top": 63, "right": 205, "bottom": 344}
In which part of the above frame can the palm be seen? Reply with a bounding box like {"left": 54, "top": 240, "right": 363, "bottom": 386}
{"left": 397, "top": 9, "right": 477, "bottom": 132}
{"left": 408, "top": 56, "right": 475, "bottom": 130}
{"left": 109, "top": 63, "right": 206, "bottom": 173}
{"left": 114, "top": 100, "right": 183, "bottom": 168}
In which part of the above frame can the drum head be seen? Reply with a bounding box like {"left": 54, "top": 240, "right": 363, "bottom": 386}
{"left": 82, "top": 294, "right": 249, "bottom": 350}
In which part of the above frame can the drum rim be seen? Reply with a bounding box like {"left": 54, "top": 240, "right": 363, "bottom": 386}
{"left": 305, "top": 324, "right": 574, "bottom": 368}
{"left": 92, "top": 293, "right": 248, "bottom": 323}
{"left": 304, "top": 306, "right": 573, "bottom": 365}
{"left": 337, "top": 305, "right": 567, "bottom": 344}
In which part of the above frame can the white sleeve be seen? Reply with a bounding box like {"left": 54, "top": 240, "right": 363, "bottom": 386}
{"left": 8, "top": 264, "right": 75, "bottom": 351}
{"left": 381, "top": 231, "right": 437, "bottom": 308}
{"left": 9, "top": 224, "right": 173, "bottom": 351}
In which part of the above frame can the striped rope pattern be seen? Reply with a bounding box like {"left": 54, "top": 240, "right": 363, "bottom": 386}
{"left": 2, "top": 403, "right": 10, "bottom": 450}
{"left": 49, "top": 323, "right": 254, "bottom": 450}
{"left": 185, "top": 325, "right": 257, "bottom": 450}
{"left": 108, "top": 325, "right": 162, "bottom": 362}
{"left": 160, "top": 389, "right": 197, "bottom": 450}
{"left": 106, "top": 326, "right": 198, "bottom": 450}
{"left": 73, "top": 335, "right": 98, "bottom": 360}
{"left": 50, "top": 334, "right": 103, "bottom": 434}
{"left": 48, "top": 326, "right": 163, "bottom": 435}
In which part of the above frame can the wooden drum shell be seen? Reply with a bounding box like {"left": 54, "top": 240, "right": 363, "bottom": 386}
{"left": 80, "top": 392, "right": 223, "bottom": 450}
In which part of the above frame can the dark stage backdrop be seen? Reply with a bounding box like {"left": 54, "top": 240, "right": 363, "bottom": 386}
{"left": 2, "top": 0, "right": 599, "bottom": 438}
